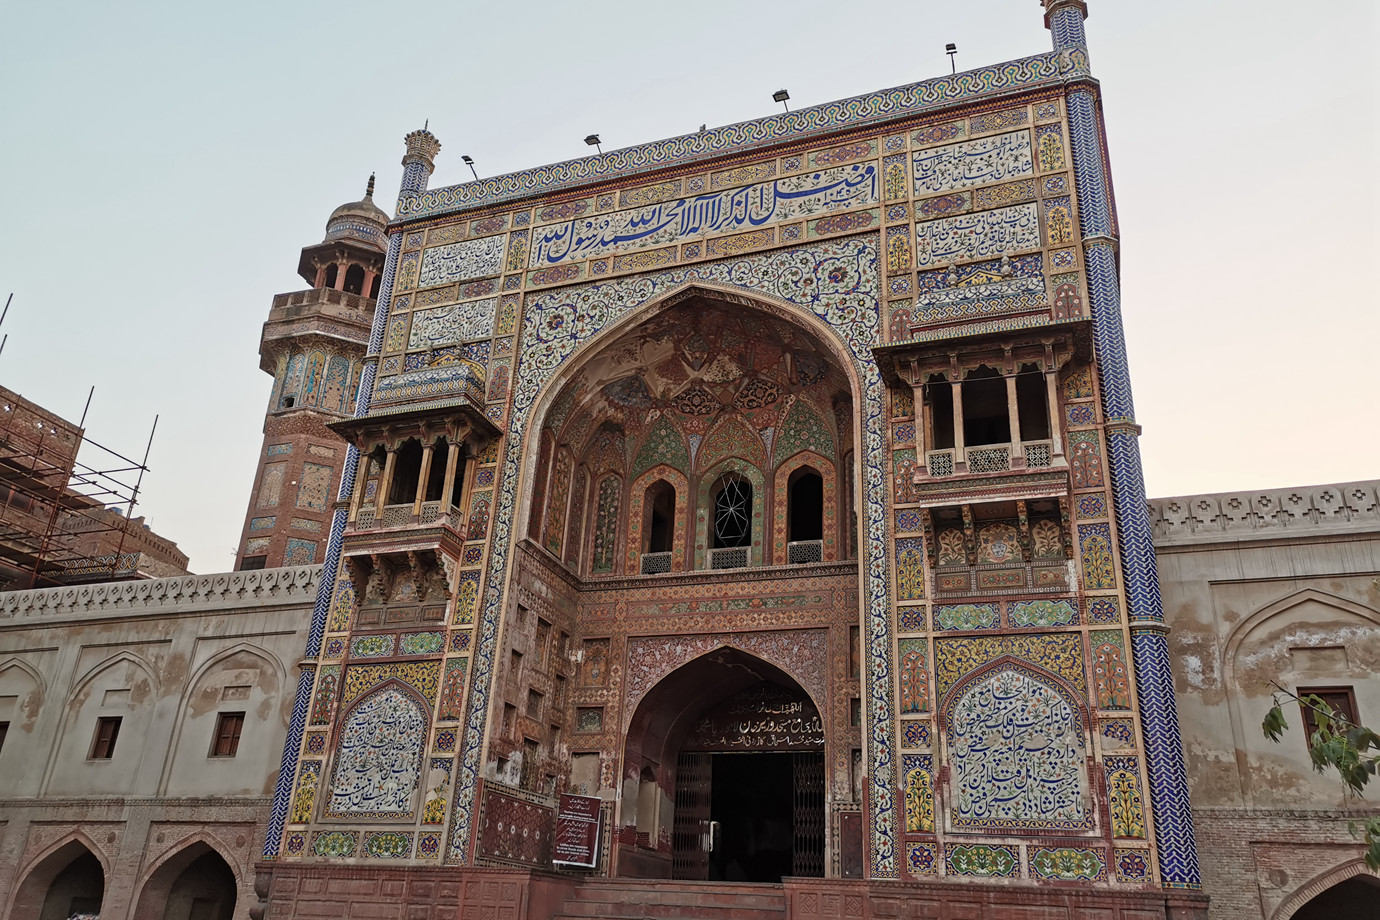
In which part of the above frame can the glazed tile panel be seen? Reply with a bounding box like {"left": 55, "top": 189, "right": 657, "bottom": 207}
{"left": 529, "top": 163, "right": 877, "bottom": 267}
{"left": 911, "top": 129, "right": 1032, "bottom": 194}
{"left": 397, "top": 50, "right": 1080, "bottom": 217}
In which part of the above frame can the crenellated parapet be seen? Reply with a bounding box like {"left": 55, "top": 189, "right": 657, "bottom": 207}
{"left": 0, "top": 565, "right": 321, "bottom": 620}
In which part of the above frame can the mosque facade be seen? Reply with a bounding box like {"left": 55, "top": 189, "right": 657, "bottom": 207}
{"left": 266, "top": 0, "right": 1201, "bottom": 911}
{"left": 1, "top": 2, "right": 1376, "bottom": 919}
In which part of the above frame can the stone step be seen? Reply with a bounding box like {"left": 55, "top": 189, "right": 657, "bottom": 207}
{"left": 554, "top": 880, "right": 786, "bottom": 920}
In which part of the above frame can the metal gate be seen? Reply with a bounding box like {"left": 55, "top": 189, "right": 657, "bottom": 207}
{"left": 792, "top": 752, "right": 826, "bottom": 877}
{"left": 672, "top": 752, "right": 712, "bottom": 879}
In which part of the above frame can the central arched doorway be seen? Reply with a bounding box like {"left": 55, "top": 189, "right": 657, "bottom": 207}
{"left": 621, "top": 648, "right": 825, "bottom": 882}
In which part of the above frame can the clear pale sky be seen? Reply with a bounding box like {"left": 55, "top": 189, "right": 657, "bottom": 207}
{"left": 0, "top": 1, "right": 1375, "bottom": 574}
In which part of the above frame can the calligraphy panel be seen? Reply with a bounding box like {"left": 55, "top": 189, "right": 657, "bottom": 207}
{"left": 914, "top": 203, "right": 1041, "bottom": 268}
{"left": 529, "top": 163, "right": 878, "bottom": 268}
{"left": 680, "top": 683, "right": 823, "bottom": 752}
{"left": 408, "top": 297, "right": 498, "bottom": 349}
{"left": 417, "top": 235, "right": 506, "bottom": 289}
{"left": 327, "top": 686, "right": 428, "bottom": 818}
{"left": 911, "top": 130, "right": 1033, "bottom": 196}
{"left": 947, "top": 667, "right": 1091, "bottom": 831}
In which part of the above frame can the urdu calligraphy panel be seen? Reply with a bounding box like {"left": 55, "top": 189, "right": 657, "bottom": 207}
{"left": 327, "top": 687, "right": 428, "bottom": 819}
{"left": 946, "top": 666, "right": 1092, "bottom": 832}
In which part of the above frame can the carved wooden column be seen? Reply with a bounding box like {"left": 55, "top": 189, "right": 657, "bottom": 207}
{"left": 1045, "top": 346, "right": 1065, "bottom": 461}
{"left": 376, "top": 446, "right": 397, "bottom": 515}
{"left": 442, "top": 440, "right": 462, "bottom": 507}
{"left": 907, "top": 360, "right": 928, "bottom": 477}
{"left": 347, "top": 451, "right": 369, "bottom": 523}
{"left": 950, "top": 358, "right": 966, "bottom": 474}
{"left": 414, "top": 443, "right": 435, "bottom": 515}
{"left": 1005, "top": 367, "right": 1025, "bottom": 468}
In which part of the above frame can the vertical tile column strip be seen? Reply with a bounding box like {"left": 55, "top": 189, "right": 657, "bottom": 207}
{"left": 262, "top": 227, "right": 404, "bottom": 858}
{"left": 1066, "top": 79, "right": 1203, "bottom": 889}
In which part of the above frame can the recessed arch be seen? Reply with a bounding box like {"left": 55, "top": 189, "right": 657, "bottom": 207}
{"left": 325, "top": 680, "right": 430, "bottom": 820}
{"left": 939, "top": 657, "right": 1093, "bottom": 833}
{"left": 516, "top": 283, "right": 866, "bottom": 568}
{"left": 1221, "top": 588, "right": 1380, "bottom": 807}
{"left": 625, "top": 465, "right": 690, "bottom": 574}
{"left": 131, "top": 837, "right": 240, "bottom": 920}
{"left": 695, "top": 460, "right": 766, "bottom": 570}
{"left": 158, "top": 643, "right": 285, "bottom": 795}
{"left": 619, "top": 645, "right": 827, "bottom": 881}
{"left": 7, "top": 833, "right": 108, "bottom": 920}
{"left": 67, "top": 649, "right": 160, "bottom": 708}
{"left": 772, "top": 450, "right": 837, "bottom": 564}
{"left": 1271, "top": 857, "right": 1380, "bottom": 920}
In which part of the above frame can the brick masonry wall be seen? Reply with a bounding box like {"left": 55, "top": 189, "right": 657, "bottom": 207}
{"left": 0, "top": 798, "right": 269, "bottom": 920}
{"left": 1192, "top": 807, "right": 1376, "bottom": 920}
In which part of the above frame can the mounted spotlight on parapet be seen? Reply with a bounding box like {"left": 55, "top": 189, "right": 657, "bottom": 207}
{"left": 461, "top": 155, "right": 478, "bottom": 181}
{"left": 584, "top": 134, "right": 602, "bottom": 154}
{"left": 946, "top": 43, "right": 958, "bottom": 73}
{"left": 773, "top": 89, "right": 790, "bottom": 112}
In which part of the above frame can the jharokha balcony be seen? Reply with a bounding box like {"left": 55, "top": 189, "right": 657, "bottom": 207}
{"left": 329, "top": 404, "right": 499, "bottom": 561}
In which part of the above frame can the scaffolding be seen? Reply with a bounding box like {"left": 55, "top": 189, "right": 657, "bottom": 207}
{"left": 0, "top": 385, "right": 162, "bottom": 590}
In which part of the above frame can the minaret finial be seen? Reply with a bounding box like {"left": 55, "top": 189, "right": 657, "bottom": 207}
{"left": 365, "top": 173, "right": 375, "bottom": 199}
{"left": 1042, "top": 0, "right": 1089, "bottom": 52}
{"left": 424, "top": 118, "right": 429, "bottom": 131}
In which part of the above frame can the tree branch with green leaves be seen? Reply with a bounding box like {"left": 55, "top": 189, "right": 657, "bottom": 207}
{"left": 1262, "top": 683, "right": 1380, "bottom": 870}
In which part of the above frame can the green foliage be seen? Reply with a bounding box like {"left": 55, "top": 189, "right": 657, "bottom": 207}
{"left": 1261, "top": 684, "right": 1380, "bottom": 870}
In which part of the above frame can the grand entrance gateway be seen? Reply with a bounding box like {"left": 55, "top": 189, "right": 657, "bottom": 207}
{"left": 255, "top": 2, "right": 1211, "bottom": 917}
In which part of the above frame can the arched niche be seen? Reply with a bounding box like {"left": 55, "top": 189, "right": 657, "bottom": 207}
{"left": 520, "top": 293, "right": 857, "bottom": 578}
{"left": 325, "top": 682, "right": 430, "bottom": 820}
{"left": 162, "top": 645, "right": 285, "bottom": 797}
{"left": 772, "top": 449, "right": 838, "bottom": 564}
{"left": 619, "top": 647, "right": 826, "bottom": 881}
{"left": 8, "top": 836, "right": 106, "bottom": 920}
{"left": 624, "top": 465, "right": 690, "bottom": 574}
{"left": 1274, "top": 859, "right": 1380, "bottom": 920}
{"left": 939, "top": 658, "right": 1093, "bottom": 834}
{"left": 0, "top": 659, "right": 44, "bottom": 793}
{"left": 694, "top": 461, "right": 766, "bottom": 570}
{"left": 1222, "top": 588, "right": 1380, "bottom": 807}
{"left": 48, "top": 653, "right": 160, "bottom": 796}
{"left": 131, "top": 839, "right": 238, "bottom": 920}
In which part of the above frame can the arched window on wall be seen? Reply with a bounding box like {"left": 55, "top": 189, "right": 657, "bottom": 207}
{"left": 640, "top": 480, "right": 675, "bottom": 575}
{"left": 709, "top": 474, "right": 752, "bottom": 570}
{"left": 323, "top": 263, "right": 338, "bottom": 289}
{"left": 388, "top": 439, "right": 423, "bottom": 505}
{"left": 787, "top": 468, "right": 824, "bottom": 564}
{"left": 343, "top": 264, "right": 365, "bottom": 295}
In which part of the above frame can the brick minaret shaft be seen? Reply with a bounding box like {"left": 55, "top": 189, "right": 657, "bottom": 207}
{"left": 233, "top": 178, "right": 387, "bottom": 570}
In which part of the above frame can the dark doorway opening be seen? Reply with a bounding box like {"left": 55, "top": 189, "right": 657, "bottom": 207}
{"left": 1291, "top": 874, "right": 1380, "bottom": 920}
{"left": 40, "top": 850, "right": 103, "bottom": 920}
{"left": 671, "top": 748, "right": 825, "bottom": 882}
{"left": 710, "top": 753, "right": 792, "bottom": 882}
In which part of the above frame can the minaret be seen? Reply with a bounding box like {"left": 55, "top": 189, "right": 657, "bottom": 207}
{"left": 233, "top": 178, "right": 386, "bottom": 570}
{"left": 1041, "top": 0, "right": 1203, "bottom": 892}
